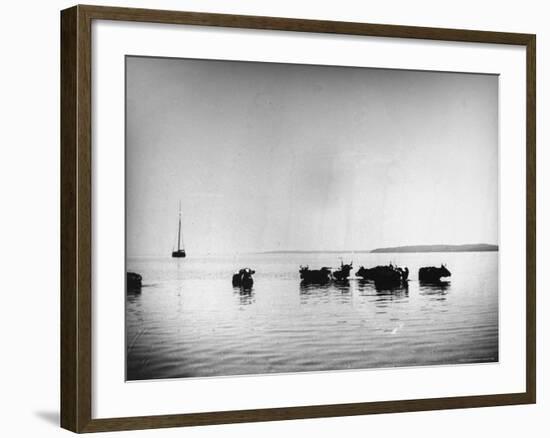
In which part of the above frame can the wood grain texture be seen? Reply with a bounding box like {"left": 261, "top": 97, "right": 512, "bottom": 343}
{"left": 60, "top": 4, "right": 536, "bottom": 433}
{"left": 79, "top": 4, "right": 534, "bottom": 44}
{"left": 60, "top": 6, "right": 80, "bottom": 432}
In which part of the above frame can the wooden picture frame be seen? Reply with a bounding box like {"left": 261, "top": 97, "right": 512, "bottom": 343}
{"left": 61, "top": 4, "right": 536, "bottom": 433}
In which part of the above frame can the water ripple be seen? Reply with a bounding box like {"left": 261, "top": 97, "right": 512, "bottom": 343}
{"left": 126, "top": 252, "right": 498, "bottom": 380}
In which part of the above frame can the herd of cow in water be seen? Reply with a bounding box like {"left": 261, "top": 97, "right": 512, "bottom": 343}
{"left": 127, "top": 262, "right": 452, "bottom": 293}
{"left": 231, "top": 262, "right": 452, "bottom": 290}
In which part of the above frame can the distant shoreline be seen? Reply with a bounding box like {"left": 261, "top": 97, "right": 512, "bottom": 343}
{"left": 371, "top": 244, "right": 498, "bottom": 253}
{"left": 261, "top": 250, "right": 372, "bottom": 254}
{"left": 261, "top": 244, "right": 498, "bottom": 254}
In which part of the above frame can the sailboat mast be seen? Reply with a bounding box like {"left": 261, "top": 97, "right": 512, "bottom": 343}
{"left": 177, "top": 202, "right": 182, "bottom": 251}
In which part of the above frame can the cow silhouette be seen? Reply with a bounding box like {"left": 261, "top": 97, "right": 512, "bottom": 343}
{"left": 299, "top": 265, "right": 332, "bottom": 284}
{"left": 332, "top": 261, "right": 353, "bottom": 281}
{"left": 127, "top": 272, "right": 142, "bottom": 293}
{"left": 232, "top": 268, "right": 255, "bottom": 289}
{"left": 356, "top": 264, "right": 409, "bottom": 288}
{"left": 418, "top": 264, "right": 451, "bottom": 283}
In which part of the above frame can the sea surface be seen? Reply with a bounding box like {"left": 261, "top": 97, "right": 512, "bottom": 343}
{"left": 126, "top": 252, "right": 498, "bottom": 380}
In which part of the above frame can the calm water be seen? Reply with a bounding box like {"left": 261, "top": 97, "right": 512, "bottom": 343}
{"left": 126, "top": 252, "right": 498, "bottom": 380}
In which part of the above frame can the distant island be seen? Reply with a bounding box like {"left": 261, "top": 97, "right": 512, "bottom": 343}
{"left": 370, "top": 244, "right": 498, "bottom": 253}
{"left": 260, "top": 250, "right": 371, "bottom": 254}
{"left": 261, "top": 243, "right": 498, "bottom": 254}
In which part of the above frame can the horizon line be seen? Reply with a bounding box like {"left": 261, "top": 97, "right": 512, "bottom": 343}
{"left": 127, "top": 243, "right": 499, "bottom": 258}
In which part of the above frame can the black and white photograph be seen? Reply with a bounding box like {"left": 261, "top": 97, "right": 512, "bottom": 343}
{"left": 125, "top": 56, "right": 499, "bottom": 381}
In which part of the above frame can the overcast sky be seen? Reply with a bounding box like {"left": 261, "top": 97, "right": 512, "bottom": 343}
{"left": 126, "top": 56, "right": 498, "bottom": 257}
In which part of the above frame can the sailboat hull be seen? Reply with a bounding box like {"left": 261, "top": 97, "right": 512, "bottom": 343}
{"left": 172, "top": 250, "right": 186, "bottom": 258}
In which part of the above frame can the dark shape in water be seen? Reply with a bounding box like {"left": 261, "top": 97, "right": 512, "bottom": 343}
{"left": 232, "top": 268, "right": 255, "bottom": 289}
{"left": 127, "top": 272, "right": 142, "bottom": 293}
{"left": 332, "top": 261, "right": 353, "bottom": 281}
{"left": 299, "top": 281, "right": 331, "bottom": 294}
{"left": 299, "top": 265, "right": 332, "bottom": 284}
{"left": 356, "top": 264, "right": 409, "bottom": 288}
{"left": 418, "top": 264, "right": 451, "bottom": 283}
{"left": 234, "top": 286, "right": 254, "bottom": 305}
{"left": 375, "top": 280, "right": 409, "bottom": 294}
{"left": 419, "top": 280, "right": 450, "bottom": 295}
{"left": 172, "top": 202, "right": 186, "bottom": 258}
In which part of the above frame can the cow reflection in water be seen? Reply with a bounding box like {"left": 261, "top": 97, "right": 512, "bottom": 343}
{"left": 419, "top": 280, "right": 450, "bottom": 296}
{"left": 356, "top": 278, "right": 409, "bottom": 296}
{"left": 299, "top": 281, "right": 351, "bottom": 305}
{"left": 233, "top": 287, "right": 255, "bottom": 305}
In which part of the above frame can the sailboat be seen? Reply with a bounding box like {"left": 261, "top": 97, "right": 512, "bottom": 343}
{"left": 171, "top": 202, "right": 186, "bottom": 258}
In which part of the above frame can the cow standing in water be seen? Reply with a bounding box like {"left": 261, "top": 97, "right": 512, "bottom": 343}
{"left": 299, "top": 266, "right": 332, "bottom": 284}
{"left": 232, "top": 268, "right": 255, "bottom": 289}
{"left": 127, "top": 272, "right": 142, "bottom": 293}
{"left": 396, "top": 266, "right": 409, "bottom": 281}
{"left": 356, "top": 264, "right": 409, "bottom": 288}
{"left": 418, "top": 264, "right": 451, "bottom": 283}
{"left": 332, "top": 261, "right": 353, "bottom": 281}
